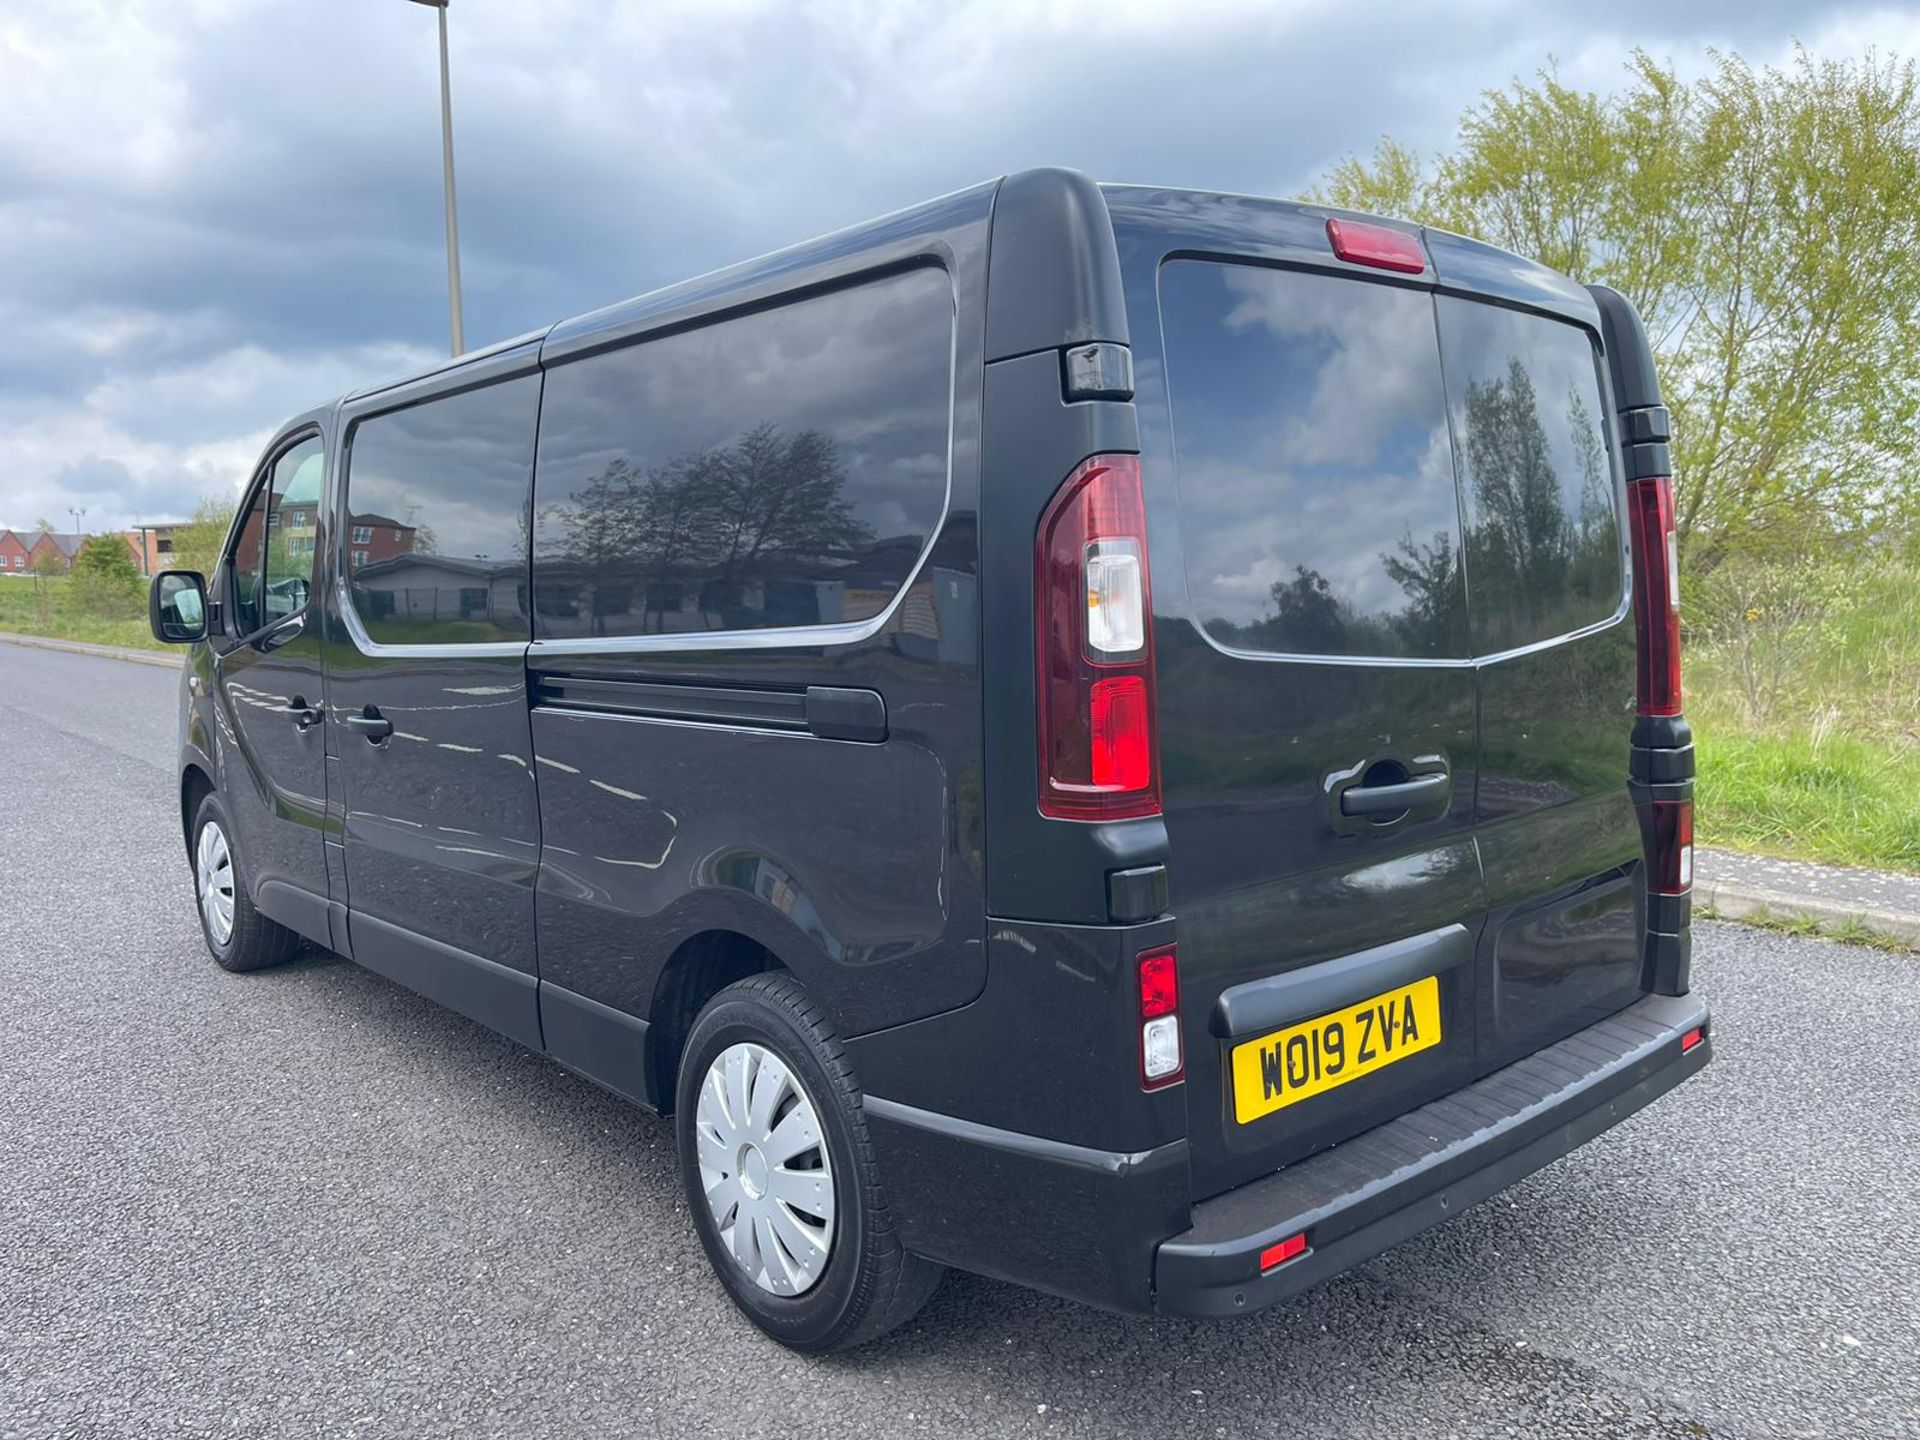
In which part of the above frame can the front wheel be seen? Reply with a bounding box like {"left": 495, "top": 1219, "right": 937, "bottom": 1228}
{"left": 675, "top": 974, "right": 943, "bottom": 1351}
{"left": 191, "top": 791, "right": 299, "bottom": 973}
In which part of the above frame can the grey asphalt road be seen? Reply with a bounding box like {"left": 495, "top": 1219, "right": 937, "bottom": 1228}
{"left": 2, "top": 643, "right": 1916, "bottom": 1440}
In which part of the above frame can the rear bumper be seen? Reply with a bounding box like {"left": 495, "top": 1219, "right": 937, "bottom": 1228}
{"left": 1152, "top": 991, "right": 1710, "bottom": 1316}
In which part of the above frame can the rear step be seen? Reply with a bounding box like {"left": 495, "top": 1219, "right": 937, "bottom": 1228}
{"left": 1154, "top": 992, "right": 1710, "bottom": 1316}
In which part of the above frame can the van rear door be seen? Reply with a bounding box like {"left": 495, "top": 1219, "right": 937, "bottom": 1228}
{"left": 1124, "top": 217, "right": 1491, "bottom": 1200}
{"left": 1426, "top": 235, "right": 1644, "bottom": 1068}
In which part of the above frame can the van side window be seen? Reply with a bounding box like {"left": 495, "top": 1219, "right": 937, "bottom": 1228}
{"left": 229, "top": 435, "right": 323, "bottom": 636}
{"left": 1158, "top": 261, "right": 1467, "bottom": 660}
{"left": 1436, "top": 298, "right": 1625, "bottom": 653}
{"left": 343, "top": 375, "right": 540, "bottom": 644}
{"left": 530, "top": 267, "right": 953, "bottom": 640}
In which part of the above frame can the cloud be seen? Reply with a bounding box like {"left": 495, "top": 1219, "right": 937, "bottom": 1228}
{"left": 0, "top": 0, "right": 1910, "bottom": 530}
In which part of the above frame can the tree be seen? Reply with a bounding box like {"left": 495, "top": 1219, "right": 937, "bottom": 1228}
{"left": 1313, "top": 48, "right": 1920, "bottom": 567}
{"left": 168, "top": 494, "right": 239, "bottom": 578}
{"left": 67, "top": 533, "right": 144, "bottom": 617}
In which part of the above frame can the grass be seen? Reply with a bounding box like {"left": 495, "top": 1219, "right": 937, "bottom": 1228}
{"left": 1688, "top": 549, "right": 1920, "bottom": 874}
{"left": 0, "top": 576, "right": 168, "bottom": 651}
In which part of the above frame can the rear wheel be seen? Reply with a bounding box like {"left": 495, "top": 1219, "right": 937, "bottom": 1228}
{"left": 191, "top": 791, "right": 299, "bottom": 973}
{"left": 675, "top": 973, "right": 942, "bottom": 1351}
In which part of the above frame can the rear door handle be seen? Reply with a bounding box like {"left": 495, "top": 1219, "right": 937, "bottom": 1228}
{"left": 1339, "top": 772, "right": 1450, "bottom": 817}
{"left": 344, "top": 709, "right": 393, "bottom": 742}
{"left": 284, "top": 698, "right": 324, "bottom": 731}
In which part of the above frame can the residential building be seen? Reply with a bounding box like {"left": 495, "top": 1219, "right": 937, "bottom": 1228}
{"left": 126, "top": 523, "right": 190, "bottom": 577}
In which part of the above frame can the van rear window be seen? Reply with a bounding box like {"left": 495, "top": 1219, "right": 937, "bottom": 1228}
{"left": 1158, "top": 260, "right": 1467, "bottom": 660}
{"left": 1435, "top": 298, "right": 1625, "bottom": 653}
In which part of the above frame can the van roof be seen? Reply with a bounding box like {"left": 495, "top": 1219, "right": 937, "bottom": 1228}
{"left": 336, "top": 170, "right": 1596, "bottom": 410}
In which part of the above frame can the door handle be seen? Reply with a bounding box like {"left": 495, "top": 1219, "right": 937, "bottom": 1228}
{"left": 345, "top": 709, "right": 393, "bottom": 742}
{"left": 1339, "top": 772, "right": 1450, "bottom": 818}
{"left": 284, "top": 698, "right": 324, "bottom": 731}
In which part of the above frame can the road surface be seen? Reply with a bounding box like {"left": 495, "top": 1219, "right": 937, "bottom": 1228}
{"left": 2, "top": 644, "right": 1915, "bottom": 1438}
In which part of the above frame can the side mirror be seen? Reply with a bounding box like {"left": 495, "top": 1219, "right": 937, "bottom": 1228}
{"left": 150, "top": 570, "right": 209, "bottom": 644}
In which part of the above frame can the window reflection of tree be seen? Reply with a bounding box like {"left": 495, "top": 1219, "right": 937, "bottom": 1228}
{"left": 1457, "top": 361, "right": 1620, "bottom": 648}
{"left": 549, "top": 422, "right": 878, "bottom": 636}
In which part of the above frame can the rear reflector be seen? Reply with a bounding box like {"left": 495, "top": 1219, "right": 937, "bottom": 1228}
{"left": 1259, "top": 1232, "right": 1308, "bottom": 1272}
{"left": 1681, "top": 1026, "right": 1704, "bottom": 1053}
{"left": 1325, "top": 218, "right": 1426, "bottom": 274}
{"left": 1627, "top": 476, "right": 1683, "bottom": 716}
{"left": 1036, "top": 455, "right": 1161, "bottom": 820}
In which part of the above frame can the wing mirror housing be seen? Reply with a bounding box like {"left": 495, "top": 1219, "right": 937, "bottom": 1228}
{"left": 149, "top": 570, "right": 211, "bottom": 644}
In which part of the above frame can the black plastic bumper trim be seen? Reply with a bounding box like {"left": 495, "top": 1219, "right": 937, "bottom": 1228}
{"left": 1209, "top": 924, "right": 1471, "bottom": 1039}
{"left": 1154, "top": 992, "right": 1711, "bottom": 1317}
{"left": 863, "top": 1095, "right": 1187, "bottom": 1180}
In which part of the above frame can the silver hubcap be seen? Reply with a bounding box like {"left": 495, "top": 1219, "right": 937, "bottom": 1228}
{"left": 695, "top": 1042, "right": 836, "bottom": 1296}
{"left": 195, "top": 820, "right": 235, "bottom": 945}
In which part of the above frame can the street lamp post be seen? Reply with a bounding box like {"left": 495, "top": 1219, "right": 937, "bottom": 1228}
{"left": 407, "top": 0, "right": 465, "bottom": 356}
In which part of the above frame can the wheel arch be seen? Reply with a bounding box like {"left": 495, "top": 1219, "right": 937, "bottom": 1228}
{"left": 180, "top": 763, "right": 216, "bottom": 864}
{"left": 648, "top": 928, "right": 787, "bottom": 1114}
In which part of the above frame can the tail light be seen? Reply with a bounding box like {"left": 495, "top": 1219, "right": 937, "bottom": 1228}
{"left": 1649, "top": 797, "right": 1693, "bottom": 895}
{"left": 1137, "top": 944, "right": 1183, "bottom": 1089}
{"left": 1036, "top": 454, "right": 1161, "bottom": 820}
{"left": 1627, "top": 475, "right": 1682, "bottom": 716}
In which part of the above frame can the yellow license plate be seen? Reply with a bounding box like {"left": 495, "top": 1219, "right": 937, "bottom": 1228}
{"left": 1230, "top": 975, "right": 1442, "bottom": 1124}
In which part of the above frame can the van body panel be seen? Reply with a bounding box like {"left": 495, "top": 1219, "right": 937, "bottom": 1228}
{"left": 326, "top": 364, "right": 545, "bottom": 1001}
{"left": 523, "top": 189, "right": 995, "bottom": 1047}
{"left": 201, "top": 410, "right": 338, "bottom": 945}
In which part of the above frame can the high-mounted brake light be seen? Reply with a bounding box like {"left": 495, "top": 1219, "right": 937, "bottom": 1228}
{"left": 1137, "top": 945, "right": 1182, "bottom": 1089}
{"left": 1325, "top": 218, "right": 1426, "bottom": 275}
{"left": 1627, "top": 475, "right": 1683, "bottom": 716}
{"left": 1648, "top": 797, "right": 1693, "bottom": 896}
{"left": 1036, "top": 454, "right": 1160, "bottom": 820}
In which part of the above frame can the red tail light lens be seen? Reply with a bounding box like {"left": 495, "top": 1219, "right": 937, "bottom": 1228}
{"left": 1681, "top": 1026, "right": 1705, "bottom": 1053}
{"left": 1627, "top": 475, "right": 1682, "bottom": 716}
{"left": 1649, "top": 797, "right": 1693, "bottom": 895}
{"left": 1137, "top": 944, "right": 1182, "bottom": 1088}
{"left": 1036, "top": 454, "right": 1160, "bottom": 820}
{"left": 1325, "top": 218, "right": 1427, "bottom": 274}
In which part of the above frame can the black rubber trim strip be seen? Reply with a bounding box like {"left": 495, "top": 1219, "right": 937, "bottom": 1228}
{"left": 536, "top": 675, "right": 807, "bottom": 728}
{"left": 534, "top": 675, "right": 887, "bottom": 742}
{"left": 1209, "top": 924, "right": 1472, "bottom": 1039}
{"left": 862, "top": 1095, "right": 1188, "bottom": 1180}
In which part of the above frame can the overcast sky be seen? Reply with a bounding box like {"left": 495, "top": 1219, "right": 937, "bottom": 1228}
{"left": 1, "top": 0, "right": 1914, "bottom": 532}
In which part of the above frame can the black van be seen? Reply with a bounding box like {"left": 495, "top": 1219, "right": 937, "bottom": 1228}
{"left": 149, "top": 169, "right": 1706, "bottom": 1352}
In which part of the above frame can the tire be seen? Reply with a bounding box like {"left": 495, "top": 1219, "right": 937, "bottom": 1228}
{"left": 191, "top": 791, "right": 300, "bottom": 973}
{"left": 675, "top": 973, "right": 943, "bottom": 1352}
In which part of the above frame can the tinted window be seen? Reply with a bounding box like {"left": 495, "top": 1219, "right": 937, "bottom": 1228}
{"left": 1437, "top": 298, "right": 1624, "bottom": 653}
{"left": 344, "top": 375, "right": 540, "bottom": 644}
{"left": 1159, "top": 261, "right": 1466, "bottom": 659}
{"left": 229, "top": 434, "right": 323, "bottom": 636}
{"left": 532, "top": 268, "right": 953, "bottom": 639}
